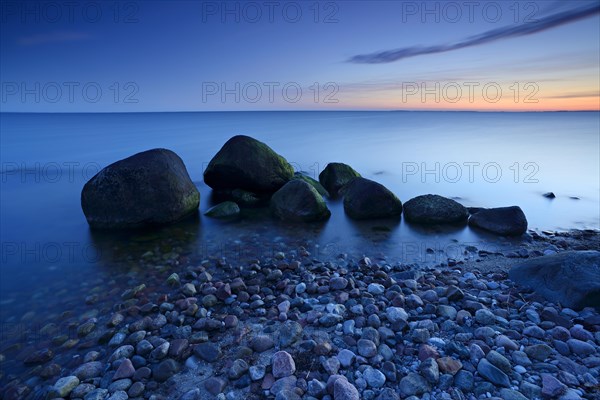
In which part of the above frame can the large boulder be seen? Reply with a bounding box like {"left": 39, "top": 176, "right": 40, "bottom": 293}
{"left": 508, "top": 251, "right": 600, "bottom": 310}
{"left": 270, "top": 180, "right": 331, "bottom": 222}
{"left": 293, "top": 172, "right": 329, "bottom": 197}
{"left": 81, "top": 149, "right": 199, "bottom": 229}
{"left": 468, "top": 206, "right": 527, "bottom": 236}
{"left": 343, "top": 178, "right": 402, "bottom": 220}
{"left": 318, "top": 163, "right": 361, "bottom": 197}
{"left": 203, "top": 135, "right": 294, "bottom": 193}
{"left": 403, "top": 194, "right": 468, "bottom": 225}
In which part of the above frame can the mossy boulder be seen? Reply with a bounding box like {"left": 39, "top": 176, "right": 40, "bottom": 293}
{"left": 270, "top": 180, "right": 331, "bottom": 222}
{"left": 468, "top": 206, "right": 528, "bottom": 236}
{"left": 204, "top": 135, "right": 294, "bottom": 193}
{"left": 81, "top": 149, "right": 199, "bottom": 229}
{"left": 403, "top": 194, "right": 468, "bottom": 225}
{"left": 204, "top": 201, "right": 240, "bottom": 220}
{"left": 343, "top": 178, "right": 402, "bottom": 220}
{"left": 318, "top": 163, "right": 361, "bottom": 197}
{"left": 293, "top": 172, "right": 329, "bottom": 197}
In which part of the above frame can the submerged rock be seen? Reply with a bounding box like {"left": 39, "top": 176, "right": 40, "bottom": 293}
{"left": 468, "top": 206, "right": 527, "bottom": 236}
{"left": 271, "top": 180, "right": 331, "bottom": 222}
{"left": 343, "top": 178, "right": 402, "bottom": 220}
{"left": 403, "top": 194, "right": 468, "bottom": 225}
{"left": 203, "top": 135, "right": 294, "bottom": 193}
{"left": 509, "top": 250, "right": 600, "bottom": 309}
{"left": 81, "top": 149, "right": 199, "bottom": 229}
{"left": 204, "top": 201, "right": 240, "bottom": 219}
{"left": 318, "top": 162, "right": 361, "bottom": 197}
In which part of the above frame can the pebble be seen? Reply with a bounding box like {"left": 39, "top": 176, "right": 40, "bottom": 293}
{"left": 334, "top": 378, "right": 360, "bottom": 400}
{"left": 477, "top": 358, "right": 510, "bottom": 387}
{"left": 249, "top": 365, "right": 266, "bottom": 381}
{"left": 337, "top": 349, "right": 356, "bottom": 367}
{"left": 475, "top": 309, "right": 496, "bottom": 325}
{"left": 74, "top": 361, "right": 105, "bottom": 380}
{"left": 386, "top": 307, "right": 408, "bottom": 323}
{"left": 251, "top": 335, "right": 275, "bottom": 352}
{"left": 567, "top": 338, "right": 596, "bottom": 356}
{"left": 367, "top": 283, "right": 385, "bottom": 295}
{"left": 47, "top": 376, "right": 79, "bottom": 398}
{"left": 399, "top": 373, "right": 430, "bottom": 397}
{"left": 113, "top": 358, "right": 135, "bottom": 380}
{"left": 363, "top": 367, "right": 386, "bottom": 388}
{"left": 194, "top": 342, "right": 221, "bottom": 362}
{"left": 542, "top": 373, "right": 567, "bottom": 397}
{"left": 357, "top": 339, "right": 378, "bottom": 358}
{"left": 272, "top": 351, "right": 296, "bottom": 378}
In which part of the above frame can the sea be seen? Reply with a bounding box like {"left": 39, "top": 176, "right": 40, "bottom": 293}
{"left": 0, "top": 110, "right": 599, "bottom": 382}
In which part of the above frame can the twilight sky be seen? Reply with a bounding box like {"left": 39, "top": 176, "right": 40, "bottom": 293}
{"left": 1, "top": 0, "right": 599, "bottom": 112}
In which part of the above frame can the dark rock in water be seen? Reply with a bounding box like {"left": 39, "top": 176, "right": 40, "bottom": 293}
{"left": 468, "top": 206, "right": 527, "bottom": 236}
{"left": 213, "top": 188, "right": 267, "bottom": 208}
{"left": 203, "top": 135, "right": 294, "bottom": 193}
{"left": 231, "top": 189, "right": 263, "bottom": 207}
{"left": 81, "top": 149, "right": 199, "bottom": 229}
{"left": 509, "top": 251, "right": 600, "bottom": 310}
{"left": 23, "top": 348, "right": 53, "bottom": 365}
{"left": 343, "top": 178, "right": 402, "bottom": 220}
{"left": 543, "top": 192, "right": 556, "bottom": 199}
{"left": 403, "top": 194, "right": 468, "bottom": 225}
{"left": 467, "top": 207, "right": 486, "bottom": 215}
{"left": 204, "top": 201, "right": 240, "bottom": 219}
{"left": 293, "top": 172, "right": 329, "bottom": 197}
{"left": 569, "top": 196, "right": 580, "bottom": 200}
{"left": 270, "top": 180, "right": 331, "bottom": 222}
{"left": 318, "top": 162, "right": 361, "bottom": 197}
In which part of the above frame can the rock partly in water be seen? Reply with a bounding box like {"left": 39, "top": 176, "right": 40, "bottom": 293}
{"left": 293, "top": 172, "right": 329, "bottom": 197}
{"left": 204, "top": 201, "right": 240, "bottom": 220}
{"left": 318, "top": 163, "right": 361, "bottom": 197}
{"left": 509, "top": 250, "right": 600, "bottom": 309}
{"left": 270, "top": 180, "right": 331, "bottom": 222}
{"left": 81, "top": 149, "right": 199, "bottom": 229}
{"left": 47, "top": 376, "right": 79, "bottom": 398}
{"left": 343, "top": 178, "right": 402, "bottom": 220}
{"left": 543, "top": 192, "right": 556, "bottom": 199}
{"left": 203, "top": 135, "right": 294, "bottom": 193}
{"left": 403, "top": 194, "right": 468, "bottom": 225}
{"left": 468, "top": 206, "right": 528, "bottom": 236}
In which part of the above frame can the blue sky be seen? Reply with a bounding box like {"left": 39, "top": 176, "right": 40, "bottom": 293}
{"left": 1, "top": 0, "right": 599, "bottom": 111}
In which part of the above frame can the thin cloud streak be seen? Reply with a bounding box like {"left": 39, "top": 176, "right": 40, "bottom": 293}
{"left": 544, "top": 91, "right": 600, "bottom": 99}
{"left": 18, "top": 32, "right": 91, "bottom": 46}
{"left": 348, "top": 2, "right": 600, "bottom": 64}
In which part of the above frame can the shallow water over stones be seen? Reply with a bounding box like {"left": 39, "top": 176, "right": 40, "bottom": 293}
{"left": 1, "top": 225, "right": 599, "bottom": 399}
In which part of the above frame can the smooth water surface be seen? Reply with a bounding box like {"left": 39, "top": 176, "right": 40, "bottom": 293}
{"left": 1, "top": 111, "right": 599, "bottom": 323}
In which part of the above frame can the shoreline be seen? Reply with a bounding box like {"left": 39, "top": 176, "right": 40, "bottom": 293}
{"left": 1, "top": 229, "right": 599, "bottom": 399}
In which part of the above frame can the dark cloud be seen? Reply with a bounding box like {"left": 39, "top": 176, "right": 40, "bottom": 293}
{"left": 348, "top": 2, "right": 600, "bottom": 64}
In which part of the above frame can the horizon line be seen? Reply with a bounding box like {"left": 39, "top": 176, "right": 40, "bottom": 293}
{"left": 1, "top": 109, "right": 599, "bottom": 114}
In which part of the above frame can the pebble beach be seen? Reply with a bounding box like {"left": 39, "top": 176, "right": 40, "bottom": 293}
{"left": 2, "top": 229, "right": 599, "bottom": 400}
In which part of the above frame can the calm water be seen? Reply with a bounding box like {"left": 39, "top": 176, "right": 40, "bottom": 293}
{"left": 1, "top": 111, "right": 599, "bottom": 327}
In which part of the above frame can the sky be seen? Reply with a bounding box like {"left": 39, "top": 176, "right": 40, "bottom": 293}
{"left": 0, "top": 0, "right": 599, "bottom": 112}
